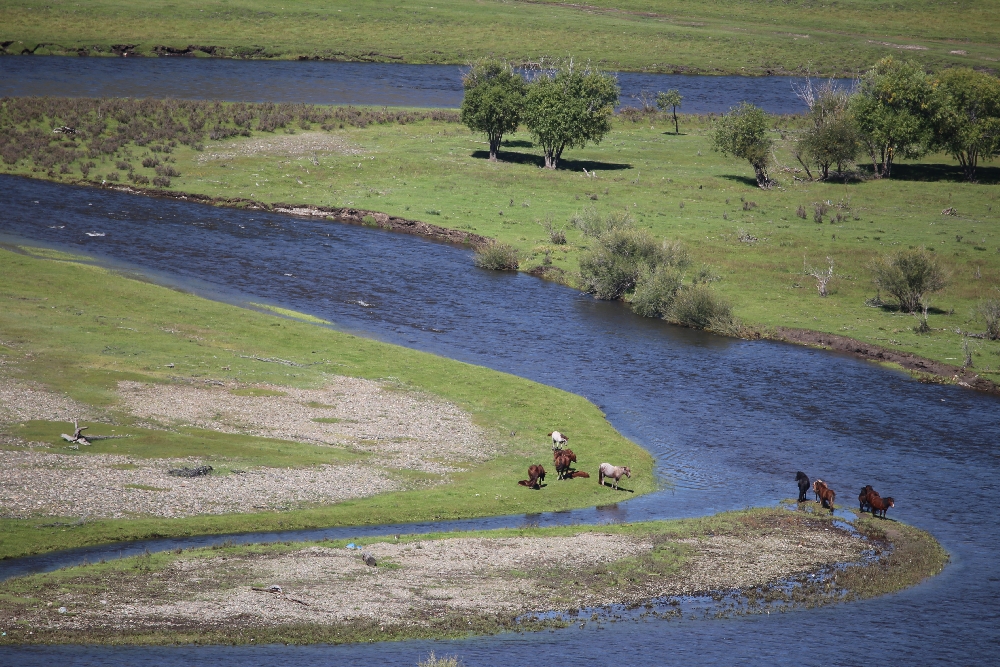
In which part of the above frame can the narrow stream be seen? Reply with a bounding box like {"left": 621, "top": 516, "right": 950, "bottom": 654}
{"left": 0, "top": 57, "right": 847, "bottom": 114}
{"left": 1, "top": 175, "right": 998, "bottom": 665}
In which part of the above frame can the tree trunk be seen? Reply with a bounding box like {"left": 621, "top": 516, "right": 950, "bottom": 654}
{"left": 488, "top": 134, "right": 502, "bottom": 162}
{"left": 672, "top": 108, "right": 679, "bottom": 135}
{"left": 753, "top": 163, "right": 773, "bottom": 189}
{"left": 544, "top": 150, "right": 557, "bottom": 169}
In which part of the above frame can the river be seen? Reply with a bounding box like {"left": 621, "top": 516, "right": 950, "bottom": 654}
{"left": 0, "top": 57, "right": 848, "bottom": 114}
{"left": 0, "top": 175, "right": 997, "bottom": 665}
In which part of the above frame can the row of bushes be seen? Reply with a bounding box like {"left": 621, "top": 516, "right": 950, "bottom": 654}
{"left": 0, "top": 96, "right": 459, "bottom": 178}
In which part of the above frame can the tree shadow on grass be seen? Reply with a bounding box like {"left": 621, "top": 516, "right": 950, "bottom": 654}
{"left": 718, "top": 174, "right": 762, "bottom": 188}
{"left": 884, "top": 162, "right": 1000, "bottom": 185}
{"left": 471, "top": 149, "right": 632, "bottom": 171}
{"left": 500, "top": 139, "right": 534, "bottom": 148}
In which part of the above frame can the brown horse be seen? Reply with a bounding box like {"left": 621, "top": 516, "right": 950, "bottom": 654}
{"left": 870, "top": 495, "right": 895, "bottom": 518}
{"left": 813, "top": 479, "right": 835, "bottom": 512}
{"left": 859, "top": 485, "right": 876, "bottom": 512}
{"left": 517, "top": 464, "right": 546, "bottom": 489}
{"left": 598, "top": 463, "right": 631, "bottom": 490}
{"left": 553, "top": 449, "right": 577, "bottom": 479}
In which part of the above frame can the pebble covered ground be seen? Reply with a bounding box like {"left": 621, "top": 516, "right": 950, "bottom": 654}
{"left": 16, "top": 524, "right": 866, "bottom": 635}
{"left": 0, "top": 376, "right": 486, "bottom": 519}
{"left": 195, "top": 131, "right": 364, "bottom": 164}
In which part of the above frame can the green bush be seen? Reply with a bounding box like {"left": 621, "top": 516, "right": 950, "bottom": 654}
{"left": 869, "top": 248, "right": 948, "bottom": 313}
{"left": 572, "top": 206, "right": 633, "bottom": 237}
{"left": 580, "top": 227, "right": 672, "bottom": 299}
{"left": 474, "top": 242, "right": 520, "bottom": 271}
{"left": 631, "top": 265, "right": 683, "bottom": 318}
{"left": 669, "top": 284, "right": 733, "bottom": 329}
{"left": 978, "top": 297, "right": 1000, "bottom": 340}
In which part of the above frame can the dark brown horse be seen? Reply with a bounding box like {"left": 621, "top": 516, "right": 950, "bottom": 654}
{"left": 870, "top": 495, "right": 895, "bottom": 518}
{"left": 517, "top": 464, "right": 546, "bottom": 489}
{"left": 859, "top": 485, "right": 876, "bottom": 513}
{"left": 796, "top": 471, "right": 811, "bottom": 503}
{"left": 553, "top": 449, "right": 577, "bottom": 479}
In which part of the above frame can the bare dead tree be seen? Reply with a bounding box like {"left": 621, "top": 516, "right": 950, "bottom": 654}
{"left": 804, "top": 256, "right": 834, "bottom": 297}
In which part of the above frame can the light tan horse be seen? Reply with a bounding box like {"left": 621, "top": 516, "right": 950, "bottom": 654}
{"left": 598, "top": 463, "right": 631, "bottom": 490}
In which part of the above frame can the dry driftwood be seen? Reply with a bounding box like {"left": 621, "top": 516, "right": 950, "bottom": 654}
{"left": 60, "top": 419, "right": 91, "bottom": 446}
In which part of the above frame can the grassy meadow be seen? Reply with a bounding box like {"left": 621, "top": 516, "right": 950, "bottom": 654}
{"left": 3, "top": 104, "right": 998, "bottom": 383}
{"left": 0, "top": 246, "right": 655, "bottom": 559}
{"left": 1, "top": 0, "right": 998, "bottom": 76}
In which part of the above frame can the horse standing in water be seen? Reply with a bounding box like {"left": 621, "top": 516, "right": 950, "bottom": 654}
{"left": 796, "top": 471, "right": 811, "bottom": 502}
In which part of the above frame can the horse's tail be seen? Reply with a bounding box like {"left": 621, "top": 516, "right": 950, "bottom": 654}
{"left": 518, "top": 480, "right": 531, "bottom": 487}
{"left": 598, "top": 469, "right": 604, "bottom": 486}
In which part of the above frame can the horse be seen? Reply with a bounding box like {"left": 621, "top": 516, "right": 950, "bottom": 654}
{"left": 517, "top": 464, "right": 546, "bottom": 489}
{"left": 870, "top": 495, "right": 895, "bottom": 518}
{"left": 548, "top": 431, "right": 568, "bottom": 449}
{"left": 859, "top": 485, "right": 876, "bottom": 513}
{"left": 813, "top": 479, "right": 835, "bottom": 512}
{"left": 554, "top": 450, "right": 577, "bottom": 479}
{"left": 795, "top": 471, "right": 811, "bottom": 503}
{"left": 598, "top": 463, "right": 631, "bottom": 490}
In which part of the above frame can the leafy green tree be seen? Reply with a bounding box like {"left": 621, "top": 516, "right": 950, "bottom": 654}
{"left": 523, "top": 61, "right": 619, "bottom": 169}
{"left": 795, "top": 84, "right": 859, "bottom": 180}
{"left": 850, "top": 57, "right": 933, "bottom": 179}
{"left": 711, "top": 102, "right": 774, "bottom": 188}
{"left": 460, "top": 58, "right": 527, "bottom": 162}
{"left": 930, "top": 67, "right": 1000, "bottom": 182}
{"left": 869, "top": 248, "right": 948, "bottom": 313}
{"left": 656, "top": 89, "right": 683, "bottom": 134}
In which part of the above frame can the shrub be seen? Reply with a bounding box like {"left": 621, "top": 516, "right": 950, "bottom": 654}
{"left": 152, "top": 176, "right": 171, "bottom": 187}
{"left": 796, "top": 205, "right": 807, "bottom": 219}
{"left": 129, "top": 173, "right": 150, "bottom": 185}
{"left": 711, "top": 102, "right": 774, "bottom": 188}
{"left": 580, "top": 227, "right": 664, "bottom": 299}
{"left": 670, "top": 284, "right": 733, "bottom": 329}
{"left": 869, "top": 248, "right": 948, "bottom": 313}
{"left": 142, "top": 157, "right": 159, "bottom": 168}
{"left": 105, "top": 171, "right": 120, "bottom": 182}
{"left": 571, "top": 207, "right": 633, "bottom": 237}
{"left": 978, "top": 297, "right": 1000, "bottom": 340}
{"left": 155, "top": 165, "right": 181, "bottom": 177}
{"left": 474, "top": 242, "right": 520, "bottom": 271}
{"left": 631, "top": 265, "right": 683, "bottom": 318}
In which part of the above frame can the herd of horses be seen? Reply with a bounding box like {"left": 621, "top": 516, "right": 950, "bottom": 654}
{"left": 795, "top": 471, "right": 895, "bottom": 518}
{"left": 517, "top": 431, "right": 631, "bottom": 491}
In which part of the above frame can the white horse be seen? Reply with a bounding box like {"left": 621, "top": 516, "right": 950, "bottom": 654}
{"left": 598, "top": 463, "right": 631, "bottom": 490}
{"left": 548, "top": 431, "right": 568, "bottom": 449}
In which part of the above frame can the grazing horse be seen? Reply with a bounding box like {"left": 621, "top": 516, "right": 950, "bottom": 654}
{"left": 813, "top": 479, "right": 835, "bottom": 512}
{"left": 548, "top": 431, "right": 568, "bottom": 449}
{"left": 870, "top": 495, "right": 895, "bottom": 518}
{"left": 554, "top": 449, "right": 577, "bottom": 479}
{"left": 859, "top": 485, "right": 876, "bottom": 513}
{"left": 796, "top": 471, "right": 811, "bottom": 503}
{"left": 598, "top": 463, "right": 631, "bottom": 490}
{"left": 518, "top": 464, "right": 547, "bottom": 489}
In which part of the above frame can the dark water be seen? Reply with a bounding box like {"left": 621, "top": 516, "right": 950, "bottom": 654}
{"left": 0, "top": 57, "right": 847, "bottom": 114}
{"left": 1, "top": 175, "right": 998, "bottom": 666}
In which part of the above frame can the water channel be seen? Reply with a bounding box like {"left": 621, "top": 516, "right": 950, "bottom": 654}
{"left": 0, "top": 57, "right": 848, "bottom": 114}
{"left": 0, "top": 175, "right": 998, "bottom": 665}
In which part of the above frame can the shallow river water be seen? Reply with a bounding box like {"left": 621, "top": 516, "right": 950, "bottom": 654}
{"left": 0, "top": 175, "right": 998, "bottom": 665}
{"left": 0, "top": 57, "right": 847, "bottom": 114}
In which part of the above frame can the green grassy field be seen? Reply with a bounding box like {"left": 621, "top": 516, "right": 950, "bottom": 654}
{"left": 4, "top": 106, "right": 997, "bottom": 383}
{"left": 0, "top": 246, "right": 656, "bottom": 559}
{"left": 1, "top": 0, "right": 998, "bottom": 76}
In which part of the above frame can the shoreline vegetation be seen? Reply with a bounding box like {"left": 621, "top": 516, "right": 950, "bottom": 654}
{"left": 1, "top": 95, "right": 996, "bottom": 393}
{"left": 0, "top": 0, "right": 998, "bottom": 77}
{"left": 0, "top": 507, "right": 948, "bottom": 646}
{"left": 0, "top": 246, "right": 655, "bottom": 560}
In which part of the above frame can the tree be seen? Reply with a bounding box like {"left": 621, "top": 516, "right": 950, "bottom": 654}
{"left": 711, "top": 102, "right": 774, "bottom": 188}
{"left": 850, "top": 57, "right": 933, "bottom": 178}
{"left": 794, "top": 83, "right": 859, "bottom": 180}
{"left": 523, "top": 61, "right": 619, "bottom": 169}
{"left": 657, "top": 89, "right": 683, "bottom": 134}
{"left": 930, "top": 68, "right": 1000, "bottom": 182}
{"left": 869, "top": 248, "right": 948, "bottom": 313}
{"left": 460, "top": 58, "right": 527, "bottom": 162}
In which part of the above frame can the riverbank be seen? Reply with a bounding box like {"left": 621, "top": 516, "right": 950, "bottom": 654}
{"left": 0, "top": 246, "right": 655, "bottom": 560}
{"left": 3, "top": 99, "right": 995, "bottom": 391}
{"left": 0, "top": 507, "right": 948, "bottom": 646}
{"left": 0, "top": 0, "right": 997, "bottom": 76}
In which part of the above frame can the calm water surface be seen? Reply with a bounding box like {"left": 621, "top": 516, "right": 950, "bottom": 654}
{"left": 0, "top": 175, "right": 997, "bottom": 666}
{"left": 0, "top": 57, "right": 847, "bottom": 114}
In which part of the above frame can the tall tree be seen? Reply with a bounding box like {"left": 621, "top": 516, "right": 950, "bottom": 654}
{"left": 794, "top": 82, "right": 859, "bottom": 180}
{"left": 850, "top": 57, "right": 933, "bottom": 179}
{"left": 930, "top": 67, "right": 1000, "bottom": 182}
{"left": 657, "top": 89, "right": 683, "bottom": 134}
{"left": 523, "top": 61, "right": 619, "bottom": 169}
{"left": 460, "top": 58, "right": 527, "bottom": 162}
{"left": 711, "top": 102, "right": 774, "bottom": 188}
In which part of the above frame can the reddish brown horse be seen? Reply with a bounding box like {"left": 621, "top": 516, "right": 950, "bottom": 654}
{"left": 859, "top": 485, "right": 876, "bottom": 512}
{"left": 813, "top": 479, "right": 836, "bottom": 512}
{"left": 870, "top": 495, "right": 895, "bottom": 518}
{"left": 517, "top": 464, "right": 546, "bottom": 489}
{"left": 553, "top": 449, "right": 578, "bottom": 479}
